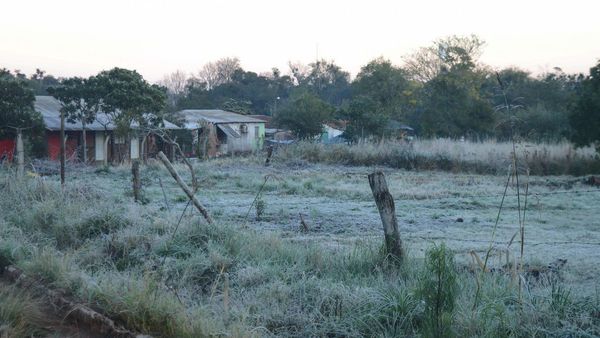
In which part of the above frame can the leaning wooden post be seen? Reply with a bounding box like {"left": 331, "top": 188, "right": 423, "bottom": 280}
{"left": 368, "top": 171, "right": 404, "bottom": 260}
{"left": 157, "top": 151, "right": 213, "bottom": 224}
{"left": 16, "top": 129, "right": 24, "bottom": 178}
{"left": 132, "top": 159, "right": 141, "bottom": 202}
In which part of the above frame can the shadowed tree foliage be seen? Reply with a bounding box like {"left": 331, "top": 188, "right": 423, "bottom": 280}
{"left": 274, "top": 92, "right": 333, "bottom": 140}
{"left": 488, "top": 67, "right": 582, "bottom": 140}
{"left": 0, "top": 74, "right": 45, "bottom": 156}
{"left": 570, "top": 60, "right": 600, "bottom": 150}
{"left": 177, "top": 67, "right": 293, "bottom": 115}
{"left": 419, "top": 68, "right": 494, "bottom": 137}
{"left": 342, "top": 95, "right": 389, "bottom": 141}
{"left": 344, "top": 58, "right": 416, "bottom": 140}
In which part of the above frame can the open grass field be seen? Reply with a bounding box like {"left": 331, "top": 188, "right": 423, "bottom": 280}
{"left": 1, "top": 147, "right": 600, "bottom": 337}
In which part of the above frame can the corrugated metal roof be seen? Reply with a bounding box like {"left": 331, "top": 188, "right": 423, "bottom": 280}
{"left": 35, "top": 96, "right": 179, "bottom": 131}
{"left": 217, "top": 124, "right": 241, "bottom": 138}
{"left": 175, "top": 109, "right": 265, "bottom": 128}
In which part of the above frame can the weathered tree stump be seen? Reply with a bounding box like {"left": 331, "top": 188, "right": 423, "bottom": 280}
{"left": 157, "top": 151, "right": 213, "bottom": 224}
{"left": 368, "top": 171, "right": 404, "bottom": 260}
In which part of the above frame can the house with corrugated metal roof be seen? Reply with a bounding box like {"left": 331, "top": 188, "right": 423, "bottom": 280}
{"left": 35, "top": 96, "right": 179, "bottom": 163}
{"left": 174, "top": 109, "right": 265, "bottom": 157}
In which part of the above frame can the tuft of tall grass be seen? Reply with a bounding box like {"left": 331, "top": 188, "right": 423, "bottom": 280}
{"left": 0, "top": 285, "right": 49, "bottom": 338}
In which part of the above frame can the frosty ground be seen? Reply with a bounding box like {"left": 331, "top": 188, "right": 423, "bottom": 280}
{"left": 147, "top": 158, "right": 600, "bottom": 295}
{"left": 1, "top": 155, "right": 599, "bottom": 337}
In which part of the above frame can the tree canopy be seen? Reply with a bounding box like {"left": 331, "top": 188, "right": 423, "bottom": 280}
{"left": 94, "top": 68, "right": 167, "bottom": 132}
{"left": 274, "top": 93, "right": 333, "bottom": 140}
{"left": 570, "top": 60, "right": 600, "bottom": 149}
{"left": 0, "top": 75, "right": 39, "bottom": 132}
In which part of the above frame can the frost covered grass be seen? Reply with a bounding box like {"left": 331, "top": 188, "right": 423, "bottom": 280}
{"left": 274, "top": 138, "right": 600, "bottom": 175}
{"left": 0, "top": 161, "right": 599, "bottom": 337}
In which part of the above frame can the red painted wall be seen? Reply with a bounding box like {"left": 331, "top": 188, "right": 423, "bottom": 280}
{"left": 0, "top": 139, "right": 15, "bottom": 161}
{"left": 47, "top": 132, "right": 78, "bottom": 161}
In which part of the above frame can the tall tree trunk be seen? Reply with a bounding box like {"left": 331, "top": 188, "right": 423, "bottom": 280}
{"left": 60, "top": 110, "right": 65, "bottom": 185}
{"left": 82, "top": 121, "right": 87, "bottom": 164}
{"left": 132, "top": 159, "right": 141, "bottom": 202}
{"left": 16, "top": 130, "right": 24, "bottom": 177}
{"left": 103, "top": 133, "right": 110, "bottom": 166}
{"left": 141, "top": 134, "right": 148, "bottom": 164}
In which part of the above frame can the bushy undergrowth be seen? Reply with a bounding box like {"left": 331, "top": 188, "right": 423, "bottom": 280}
{"left": 275, "top": 139, "right": 600, "bottom": 175}
{"left": 0, "top": 173, "right": 599, "bottom": 337}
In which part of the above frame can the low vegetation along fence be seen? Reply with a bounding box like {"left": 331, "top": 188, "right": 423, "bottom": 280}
{"left": 275, "top": 138, "right": 600, "bottom": 176}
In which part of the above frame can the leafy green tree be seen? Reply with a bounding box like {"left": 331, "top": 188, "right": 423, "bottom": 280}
{"left": 346, "top": 58, "right": 417, "bottom": 138}
{"left": 95, "top": 68, "right": 167, "bottom": 131}
{"left": 0, "top": 75, "right": 44, "bottom": 157}
{"left": 405, "top": 35, "right": 494, "bottom": 137}
{"left": 404, "top": 34, "right": 485, "bottom": 82}
{"left": 274, "top": 93, "right": 333, "bottom": 139}
{"left": 48, "top": 76, "right": 103, "bottom": 162}
{"left": 177, "top": 67, "right": 292, "bottom": 115}
{"left": 570, "top": 60, "right": 600, "bottom": 150}
{"left": 419, "top": 69, "right": 494, "bottom": 137}
{"left": 91, "top": 68, "right": 166, "bottom": 162}
{"left": 488, "top": 67, "right": 582, "bottom": 141}
{"left": 342, "top": 95, "right": 389, "bottom": 141}
{"left": 290, "top": 59, "right": 351, "bottom": 107}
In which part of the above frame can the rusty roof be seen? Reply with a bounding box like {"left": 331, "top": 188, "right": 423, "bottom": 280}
{"left": 175, "top": 109, "right": 265, "bottom": 128}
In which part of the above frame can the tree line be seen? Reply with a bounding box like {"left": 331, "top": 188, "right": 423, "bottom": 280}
{"left": 159, "top": 35, "right": 598, "bottom": 146}
{"left": 1, "top": 34, "right": 599, "bottom": 154}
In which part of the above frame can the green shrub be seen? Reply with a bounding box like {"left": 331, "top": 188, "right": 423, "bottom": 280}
{"left": 417, "top": 243, "right": 458, "bottom": 337}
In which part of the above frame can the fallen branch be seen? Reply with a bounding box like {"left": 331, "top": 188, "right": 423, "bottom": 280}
{"left": 157, "top": 151, "right": 213, "bottom": 224}
{"left": 3, "top": 265, "right": 149, "bottom": 338}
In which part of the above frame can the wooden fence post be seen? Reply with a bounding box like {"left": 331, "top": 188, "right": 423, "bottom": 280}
{"left": 157, "top": 151, "right": 213, "bottom": 224}
{"left": 132, "top": 159, "right": 141, "bottom": 202}
{"left": 265, "top": 145, "right": 274, "bottom": 166}
{"left": 368, "top": 171, "right": 404, "bottom": 260}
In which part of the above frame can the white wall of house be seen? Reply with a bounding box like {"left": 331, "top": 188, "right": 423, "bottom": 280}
{"left": 130, "top": 136, "right": 140, "bottom": 159}
{"left": 94, "top": 131, "right": 105, "bottom": 161}
{"left": 222, "top": 122, "right": 263, "bottom": 153}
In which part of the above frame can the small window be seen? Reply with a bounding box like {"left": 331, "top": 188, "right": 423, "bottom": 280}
{"left": 240, "top": 124, "right": 248, "bottom": 134}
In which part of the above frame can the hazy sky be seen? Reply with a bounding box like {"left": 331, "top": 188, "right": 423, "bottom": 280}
{"left": 1, "top": 0, "right": 599, "bottom": 82}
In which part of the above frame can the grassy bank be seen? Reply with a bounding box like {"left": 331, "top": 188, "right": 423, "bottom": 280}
{"left": 1, "top": 165, "right": 599, "bottom": 337}
{"left": 274, "top": 139, "right": 600, "bottom": 175}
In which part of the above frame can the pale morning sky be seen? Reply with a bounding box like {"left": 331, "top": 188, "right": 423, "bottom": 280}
{"left": 1, "top": 0, "right": 599, "bottom": 83}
